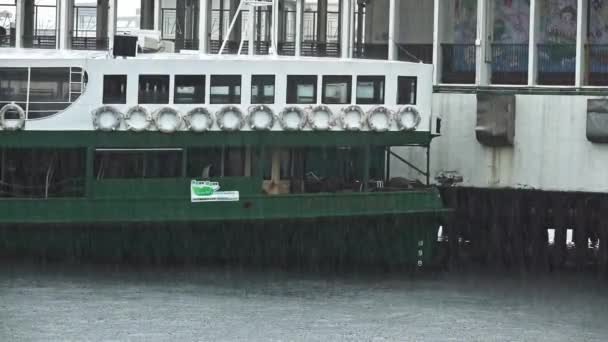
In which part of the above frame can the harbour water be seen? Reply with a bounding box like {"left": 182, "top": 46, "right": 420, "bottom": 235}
{"left": 1, "top": 263, "right": 607, "bottom": 341}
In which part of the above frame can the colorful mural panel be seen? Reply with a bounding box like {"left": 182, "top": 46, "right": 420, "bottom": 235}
{"left": 539, "top": 0, "right": 577, "bottom": 44}
{"left": 453, "top": 0, "right": 478, "bottom": 43}
{"left": 589, "top": 0, "right": 608, "bottom": 44}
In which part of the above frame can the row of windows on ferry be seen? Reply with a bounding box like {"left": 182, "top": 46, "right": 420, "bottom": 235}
{"left": 3, "top": 0, "right": 608, "bottom": 87}
{"left": 104, "top": 74, "right": 417, "bottom": 106}
{"left": 0, "top": 147, "right": 389, "bottom": 198}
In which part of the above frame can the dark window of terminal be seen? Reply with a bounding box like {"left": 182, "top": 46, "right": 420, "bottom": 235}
{"left": 251, "top": 75, "right": 275, "bottom": 104}
{"left": 139, "top": 75, "right": 170, "bottom": 104}
{"left": 356, "top": 76, "right": 385, "bottom": 104}
{"left": 287, "top": 75, "right": 317, "bottom": 104}
{"left": 210, "top": 75, "right": 241, "bottom": 104}
{"left": 174, "top": 75, "right": 205, "bottom": 104}
{"left": 322, "top": 75, "right": 351, "bottom": 104}
{"left": 397, "top": 76, "right": 417, "bottom": 105}
{"left": 103, "top": 74, "right": 127, "bottom": 104}
{"left": 187, "top": 147, "right": 223, "bottom": 178}
{"left": 94, "top": 149, "right": 183, "bottom": 179}
{"left": 0, "top": 67, "right": 28, "bottom": 110}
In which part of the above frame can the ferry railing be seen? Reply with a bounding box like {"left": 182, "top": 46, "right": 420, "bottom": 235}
{"left": 353, "top": 43, "right": 388, "bottom": 60}
{"left": 537, "top": 44, "right": 576, "bottom": 85}
{"left": 491, "top": 43, "right": 528, "bottom": 85}
{"left": 210, "top": 40, "right": 270, "bottom": 55}
{"left": 586, "top": 44, "right": 608, "bottom": 86}
{"left": 441, "top": 43, "right": 476, "bottom": 84}
{"left": 0, "top": 34, "right": 14, "bottom": 47}
{"left": 71, "top": 36, "right": 108, "bottom": 51}
{"left": 22, "top": 35, "right": 56, "bottom": 49}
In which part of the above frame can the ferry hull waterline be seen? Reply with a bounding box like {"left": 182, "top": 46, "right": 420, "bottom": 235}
{"left": 0, "top": 28, "right": 446, "bottom": 268}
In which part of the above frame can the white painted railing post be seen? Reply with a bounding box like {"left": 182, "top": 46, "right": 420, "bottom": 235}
{"left": 575, "top": 0, "right": 588, "bottom": 87}
{"left": 154, "top": 0, "right": 161, "bottom": 31}
{"left": 108, "top": 0, "right": 116, "bottom": 50}
{"left": 528, "top": 0, "right": 539, "bottom": 86}
{"left": 340, "top": 0, "right": 351, "bottom": 58}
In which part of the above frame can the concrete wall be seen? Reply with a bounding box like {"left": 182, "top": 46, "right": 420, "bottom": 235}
{"left": 429, "top": 93, "right": 608, "bottom": 193}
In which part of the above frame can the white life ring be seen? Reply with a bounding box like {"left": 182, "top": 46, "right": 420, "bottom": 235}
{"left": 0, "top": 103, "right": 26, "bottom": 131}
{"left": 216, "top": 105, "right": 244, "bottom": 131}
{"left": 184, "top": 107, "right": 214, "bottom": 132}
{"left": 154, "top": 107, "right": 183, "bottom": 133}
{"left": 248, "top": 105, "right": 275, "bottom": 130}
{"left": 279, "top": 106, "right": 307, "bottom": 131}
{"left": 309, "top": 105, "right": 335, "bottom": 131}
{"left": 339, "top": 105, "right": 366, "bottom": 131}
{"left": 395, "top": 105, "right": 422, "bottom": 131}
{"left": 92, "top": 106, "right": 123, "bottom": 131}
{"left": 367, "top": 106, "right": 393, "bottom": 132}
{"left": 124, "top": 105, "right": 152, "bottom": 132}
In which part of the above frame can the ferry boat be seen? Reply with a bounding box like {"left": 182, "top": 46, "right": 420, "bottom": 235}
{"left": 0, "top": 0, "right": 447, "bottom": 268}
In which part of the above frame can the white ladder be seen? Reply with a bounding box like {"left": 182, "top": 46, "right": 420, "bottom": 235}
{"left": 68, "top": 67, "right": 85, "bottom": 102}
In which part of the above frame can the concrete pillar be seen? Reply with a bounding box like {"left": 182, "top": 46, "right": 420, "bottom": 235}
{"left": 295, "top": 0, "right": 302, "bottom": 56}
{"left": 175, "top": 0, "right": 186, "bottom": 51}
{"left": 108, "top": 0, "right": 116, "bottom": 49}
{"left": 22, "top": 0, "right": 34, "bottom": 47}
{"left": 199, "top": 0, "right": 209, "bottom": 53}
{"left": 154, "top": 0, "right": 161, "bottom": 31}
{"left": 97, "top": 0, "right": 109, "bottom": 49}
{"left": 141, "top": 0, "right": 155, "bottom": 30}
{"left": 340, "top": 0, "right": 351, "bottom": 58}
{"left": 317, "top": 0, "right": 327, "bottom": 42}
{"left": 575, "top": 0, "right": 588, "bottom": 87}
{"left": 15, "top": 0, "right": 22, "bottom": 48}
{"left": 58, "top": 0, "right": 71, "bottom": 49}
{"left": 388, "top": 0, "right": 397, "bottom": 60}
{"left": 272, "top": 0, "right": 279, "bottom": 54}
{"left": 432, "top": 0, "right": 442, "bottom": 84}
{"left": 528, "top": 0, "right": 539, "bottom": 86}
{"left": 475, "top": 0, "right": 490, "bottom": 85}
{"left": 248, "top": 4, "right": 255, "bottom": 55}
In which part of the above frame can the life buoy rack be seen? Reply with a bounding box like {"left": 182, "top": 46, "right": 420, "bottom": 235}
{"left": 124, "top": 105, "right": 152, "bottom": 132}
{"left": 216, "top": 105, "right": 244, "bottom": 131}
{"left": 395, "top": 105, "right": 422, "bottom": 131}
{"left": 339, "top": 105, "right": 366, "bottom": 131}
{"left": 309, "top": 105, "right": 335, "bottom": 131}
{"left": 154, "top": 107, "right": 183, "bottom": 133}
{"left": 184, "top": 107, "right": 214, "bottom": 132}
{"left": 92, "top": 105, "right": 122, "bottom": 131}
{"left": 279, "top": 106, "right": 307, "bottom": 131}
{"left": 248, "top": 105, "right": 275, "bottom": 130}
{"left": 0, "top": 103, "right": 26, "bottom": 131}
{"left": 367, "top": 106, "right": 393, "bottom": 132}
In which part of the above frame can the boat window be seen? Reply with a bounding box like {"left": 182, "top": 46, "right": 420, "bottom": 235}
{"left": 174, "top": 75, "right": 205, "bottom": 104}
{"left": 139, "top": 75, "right": 170, "bottom": 104}
{"left": 251, "top": 75, "right": 275, "bottom": 104}
{"left": 210, "top": 75, "right": 241, "bottom": 104}
{"left": 28, "top": 68, "right": 70, "bottom": 119}
{"left": 287, "top": 75, "right": 317, "bottom": 104}
{"left": 397, "top": 76, "right": 417, "bottom": 105}
{"left": 356, "top": 76, "right": 385, "bottom": 105}
{"left": 322, "top": 76, "right": 352, "bottom": 104}
{"left": 0, "top": 68, "right": 28, "bottom": 111}
{"left": 187, "top": 147, "right": 223, "bottom": 178}
{"left": 224, "top": 147, "right": 246, "bottom": 177}
{"left": 94, "top": 149, "right": 183, "bottom": 179}
{"left": 103, "top": 74, "right": 127, "bottom": 104}
{"left": 0, "top": 148, "right": 86, "bottom": 198}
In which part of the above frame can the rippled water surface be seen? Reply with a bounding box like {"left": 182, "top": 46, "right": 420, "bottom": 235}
{"left": 1, "top": 263, "right": 607, "bottom": 341}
